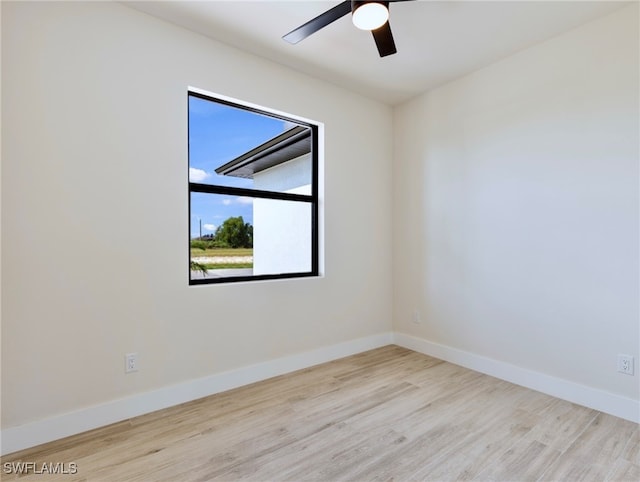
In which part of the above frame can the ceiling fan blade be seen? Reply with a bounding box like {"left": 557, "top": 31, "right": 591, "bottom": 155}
{"left": 371, "top": 21, "right": 397, "bottom": 57}
{"left": 283, "top": 1, "right": 352, "bottom": 44}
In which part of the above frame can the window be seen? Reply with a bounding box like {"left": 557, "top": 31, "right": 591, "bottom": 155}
{"left": 188, "top": 90, "right": 319, "bottom": 284}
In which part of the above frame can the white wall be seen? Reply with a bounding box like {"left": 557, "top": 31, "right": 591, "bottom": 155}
{"left": 393, "top": 5, "right": 639, "bottom": 400}
{"left": 1, "top": 0, "right": 393, "bottom": 431}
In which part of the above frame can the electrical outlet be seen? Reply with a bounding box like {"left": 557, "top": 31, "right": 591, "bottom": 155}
{"left": 125, "top": 353, "right": 138, "bottom": 373}
{"left": 617, "top": 354, "right": 634, "bottom": 375}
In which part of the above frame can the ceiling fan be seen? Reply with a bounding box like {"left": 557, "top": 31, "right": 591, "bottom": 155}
{"left": 283, "top": 1, "right": 413, "bottom": 58}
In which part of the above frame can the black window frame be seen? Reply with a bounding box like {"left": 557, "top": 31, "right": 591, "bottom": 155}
{"left": 188, "top": 90, "right": 319, "bottom": 285}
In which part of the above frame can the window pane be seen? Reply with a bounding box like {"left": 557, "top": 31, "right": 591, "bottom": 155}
{"left": 190, "top": 192, "right": 312, "bottom": 281}
{"left": 253, "top": 197, "right": 312, "bottom": 276}
{"left": 189, "top": 95, "right": 312, "bottom": 193}
{"left": 190, "top": 192, "right": 254, "bottom": 281}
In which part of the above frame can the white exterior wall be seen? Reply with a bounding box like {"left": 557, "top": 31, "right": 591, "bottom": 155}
{"left": 253, "top": 154, "right": 312, "bottom": 275}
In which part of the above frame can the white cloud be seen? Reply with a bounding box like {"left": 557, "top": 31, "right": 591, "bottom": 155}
{"left": 203, "top": 223, "right": 216, "bottom": 232}
{"left": 236, "top": 196, "right": 254, "bottom": 205}
{"left": 221, "top": 197, "right": 253, "bottom": 206}
{"left": 189, "top": 167, "right": 210, "bottom": 182}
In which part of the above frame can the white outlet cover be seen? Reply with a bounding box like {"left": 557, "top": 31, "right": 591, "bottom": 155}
{"left": 125, "top": 353, "right": 138, "bottom": 373}
{"left": 617, "top": 354, "right": 634, "bottom": 375}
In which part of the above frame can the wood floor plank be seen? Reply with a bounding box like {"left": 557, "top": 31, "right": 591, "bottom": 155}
{"left": 474, "top": 439, "right": 561, "bottom": 481}
{"left": 522, "top": 398, "right": 598, "bottom": 453}
{"left": 2, "top": 346, "right": 637, "bottom": 481}
{"left": 620, "top": 426, "right": 640, "bottom": 464}
{"left": 605, "top": 458, "right": 640, "bottom": 482}
{"left": 538, "top": 411, "right": 638, "bottom": 481}
{"left": 403, "top": 408, "right": 536, "bottom": 481}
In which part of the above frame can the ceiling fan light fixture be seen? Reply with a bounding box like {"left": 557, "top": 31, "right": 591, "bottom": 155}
{"left": 352, "top": 1, "right": 389, "bottom": 31}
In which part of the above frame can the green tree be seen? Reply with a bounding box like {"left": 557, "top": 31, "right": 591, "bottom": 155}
{"left": 215, "top": 216, "right": 253, "bottom": 248}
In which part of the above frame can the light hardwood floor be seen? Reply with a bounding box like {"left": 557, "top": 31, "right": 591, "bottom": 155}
{"left": 2, "top": 346, "right": 638, "bottom": 481}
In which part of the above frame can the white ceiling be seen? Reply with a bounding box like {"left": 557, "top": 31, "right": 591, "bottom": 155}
{"left": 126, "top": 1, "right": 629, "bottom": 105}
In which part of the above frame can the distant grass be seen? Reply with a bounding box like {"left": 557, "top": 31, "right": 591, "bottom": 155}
{"left": 202, "top": 263, "right": 253, "bottom": 270}
{"left": 190, "top": 248, "right": 253, "bottom": 257}
{"left": 190, "top": 247, "right": 253, "bottom": 270}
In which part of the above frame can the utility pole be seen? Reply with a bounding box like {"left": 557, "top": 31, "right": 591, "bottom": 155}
{"left": 199, "top": 219, "right": 202, "bottom": 239}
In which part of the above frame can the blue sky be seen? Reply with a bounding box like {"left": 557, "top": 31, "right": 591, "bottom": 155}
{"left": 189, "top": 95, "right": 287, "bottom": 238}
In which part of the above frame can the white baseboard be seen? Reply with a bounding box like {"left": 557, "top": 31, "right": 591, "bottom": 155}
{"left": 394, "top": 332, "right": 640, "bottom": 424}
{"left": 0, "top": 332, "right": 394, "bottom": 456}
